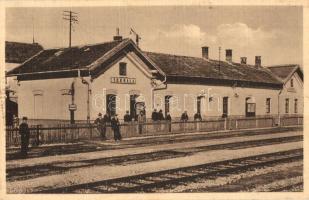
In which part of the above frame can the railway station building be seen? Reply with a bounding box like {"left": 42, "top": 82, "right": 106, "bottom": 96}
{"left": 6, "top": 37, "right": 303, "bottom": 122}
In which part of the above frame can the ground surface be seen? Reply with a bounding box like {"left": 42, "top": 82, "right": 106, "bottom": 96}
{"left": 6, "top": 127, "right": 303, "bottom": 193}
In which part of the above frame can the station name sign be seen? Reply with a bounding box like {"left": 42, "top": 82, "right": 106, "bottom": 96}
{"left": 111, "top": 77, "right": 136, "bottom": 84}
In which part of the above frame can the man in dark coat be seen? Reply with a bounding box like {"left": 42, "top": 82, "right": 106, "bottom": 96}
{"left": 181, "top": 111, "right": 189, "bottom": 122}
{"left": 137, "top": 111, "right": 146, "bottom": 134}
{"left": 194, "top": 112, "right": 202, "bottom": 121}
{"left": 103, "top": 112, "right": 111, "bottom": 123}
{"left": 165, "top": 112, "right": 172, "bottom": 132}
{"left": 158, "top": 109, "right": 164, "bottom": 121}
{"left": 151, "top": 109, "right": 158, "bottom": 121}
{"left": 123, "top": 111, "right": 132, "bottom": 122}
{"left": 94, "top": 113, "right": 106, "bottom": 140}
{"left": 19, "top": 117, "right": 30, "bottom": 157}
{"left": 111, "top": 114, "right": 122, "bottom": 142}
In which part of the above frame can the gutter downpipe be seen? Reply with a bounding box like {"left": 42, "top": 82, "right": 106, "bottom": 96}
{"left": 151, "top": 75, "right": 167, "bottom": 110}
{"left": 79, "top": 69, "right": 91, "bottom": 124}
{"left": 277, "top": 88, "right": 283, "bottom": 127}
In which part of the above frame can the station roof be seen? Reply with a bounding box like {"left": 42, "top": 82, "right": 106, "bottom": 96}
{"left": 267, "top": 64, "right": 303, "bottom": 83}
{"left": 7, "top": 38, "right": 288, "bottom": 88}
{"left": 5, "top": 41, "right": 43, "bottom": 64}
{"left": 144, "top": 51, "right": 282, "bottom": 86}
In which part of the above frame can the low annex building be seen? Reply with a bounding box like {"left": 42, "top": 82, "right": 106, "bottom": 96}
{"left": 5, "top": 41, "right": 43, "bottom": 125}
{"left": 6, "top": 37, "right": 303, "bottom": 122}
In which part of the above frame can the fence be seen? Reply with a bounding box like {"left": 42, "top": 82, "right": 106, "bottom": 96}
{"left": 6, "top": 115, "right": 303, "bottom": 147}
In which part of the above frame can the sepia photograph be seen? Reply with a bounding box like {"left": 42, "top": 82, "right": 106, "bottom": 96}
{"left": 1, "top": 1, "right": 307, "bottom": 198}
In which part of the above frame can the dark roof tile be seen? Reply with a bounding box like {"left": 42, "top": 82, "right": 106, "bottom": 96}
{"left": 5, "top": 41, "right": 43, "bottom": 63}
{"left": 144, "top": 51, "right": 281, "bottom": 85}
{"left": 8, "top": 39, "right": 124, "bottom": 75}
{"left": 267, "top": 65, "right": 298, "bottom": 80}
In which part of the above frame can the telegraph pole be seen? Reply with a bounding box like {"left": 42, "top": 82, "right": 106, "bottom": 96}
{"left": 63, "top": 10, "right": 78, "bottom": 124}
{"left": 218, "top": 46, "right": 221, "bottom": 73}
{"left": 63, "top": 10, "right": 78, "bottom": 48}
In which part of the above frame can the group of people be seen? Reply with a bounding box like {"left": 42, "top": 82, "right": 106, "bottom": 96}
{"left": 16, "top": 110, "right": 204, "bottom": 157}
{"left": 151, "top": 109, "right": 175, "bottom": 122}
{"left": 94, "top": 113, "right": 122, "bottom": 142}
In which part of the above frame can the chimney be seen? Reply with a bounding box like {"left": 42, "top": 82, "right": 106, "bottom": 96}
{"left": 226, "top": 49, "right": 232, "bottom": 62}
{"left": 255, "top": 56, "right": 261, "bottom": 67}
{"left": 240, "top": 57, "right": 247, "bottom": 64}
{"left": 113, "top": 27, "right": 123, "bottom": 41}
{"left": 201, "top": 46, "right": 209, "bottom": 59}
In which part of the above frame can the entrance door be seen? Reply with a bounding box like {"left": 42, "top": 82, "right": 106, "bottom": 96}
{"left": 106, "top": 94, "right": 116, "bottom": 116}
{"left": 130, "top": 95, "right": 138, "bottom": 120}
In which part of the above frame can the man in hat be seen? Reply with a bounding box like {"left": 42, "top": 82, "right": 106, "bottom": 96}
{"left": 19, "top": 117, "right": 30, "bottom": 157}
{"left": 94, "top": 113, "right": 107, "bottom": 140}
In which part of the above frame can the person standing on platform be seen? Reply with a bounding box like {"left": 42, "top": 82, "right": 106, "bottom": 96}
{"left": 151, "top": 109, "right": 158, "bottom": 121}
{"left": 180, "top": 111, "right": 189, "bottom": 132}
{"left": 103, "top": 112, "right": 111, "bottom": 123}
{"left": 181, "top": 111, "right": 189, "bottom": 122}
{"left": 194, "top": 112, "right": 202, "bottom": 121}
{"left": 138, "top": 111, "right": 146, "bottom": 134}
{"left": 166, "top": 112, "right": 172, "bottom": 132}
{"left": 194, "top": 111, "right": 202, "bottom": 131}
{"left": 19, "top": 117, "right": 30, "bottom": 157}
{"left": 158, "top": 109, "right": 164, "bottom": 120}
{"left": 111, "top": 114, "right": 122, "bottom": 142}
{"left": 94, "top": 113, "right": 107, "bottom": 140}
{"left": 123, "top": 111, "right": 132, "bottom": 123}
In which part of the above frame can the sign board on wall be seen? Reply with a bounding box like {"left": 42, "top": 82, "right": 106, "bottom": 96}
{"left": 111, "top": 77, "right": 136, "bottom": 84}
{"left": 69, "top": 104, "right": 77, "bottom": 111}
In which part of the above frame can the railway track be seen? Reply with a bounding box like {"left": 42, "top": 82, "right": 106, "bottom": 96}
{"left": 7, "top": 135, "right": 302, "bottom": 182}
{"left": 38, "top": 148, "right": 303, "bottom": 193}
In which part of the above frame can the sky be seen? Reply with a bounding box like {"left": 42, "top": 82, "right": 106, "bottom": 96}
{"left": 6, "top": 6, "right": 303, "bottom": 66}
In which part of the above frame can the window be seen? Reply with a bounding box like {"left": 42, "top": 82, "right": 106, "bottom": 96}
{"left": 290, "top": 79, "right": 294, "bottom": 87}
{"left": 197, "top": 96, "right": 202, "bottom": 114}
{"left": 285, "top": 98, "right": 289, "bottom": 114}
{"left": 165, "top": 96, "right": 172, "bottom": 116}
{"left": 222, "top": 97, "right": 228, "bottom": 117}
{"left": 294, "top": 99, "right": 298, "bottom": 113}
{"left": 119, "top": 62, "right": 127, "bottom": 76}
{"left": 266, "top": 98, "right": 271, "bottom": 113}
{"left": 246, "top": 97, "right": 256, "bottom": 117}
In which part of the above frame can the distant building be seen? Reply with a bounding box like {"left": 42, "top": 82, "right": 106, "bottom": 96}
{"left": 5, "top": 41, "right": 43, "bottom": 125}
{"left": 6, "top": 37, "right": 303, "bottom": 124}
{"left": 267, "top": 65, "right": 303, "bottom": 116}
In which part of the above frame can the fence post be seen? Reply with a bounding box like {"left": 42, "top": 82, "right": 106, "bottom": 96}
{"left": 235, "top": 119, "right": 238, "bottom": 129}
{"left": 36, "top": 125, "right": 40, "bottom": 146}
{"left": 256, "top": 118, "right": 258, "bottom": 128}
{"left": 224, "top": 118, "right": 227, "bottom": 130}
{"left": 89, "top": 123, "right": 92, "bottom": 139}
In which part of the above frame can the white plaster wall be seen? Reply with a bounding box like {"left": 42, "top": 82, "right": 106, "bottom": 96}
{"left": 90, "top": 52, "right": 154, "bottom": 120}
{"left": 155, "top": 83, "right": 280, "bottom": 119}
{"left": 18, "top": 77, "right": 90, "bottom": 120}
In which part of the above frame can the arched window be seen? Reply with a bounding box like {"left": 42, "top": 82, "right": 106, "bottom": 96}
{"left": 246, "top": 97, "right": 256, "bottom": 117}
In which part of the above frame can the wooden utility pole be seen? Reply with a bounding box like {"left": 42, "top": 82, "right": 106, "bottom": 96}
{"left": 63, "top": 10, "right": 78, "bottom": 124}
{"left": 63, "top": 10, "right": 78, "bottom": 48}
{"left": 218, "top": 46, "right": 221, "bottom": 73}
